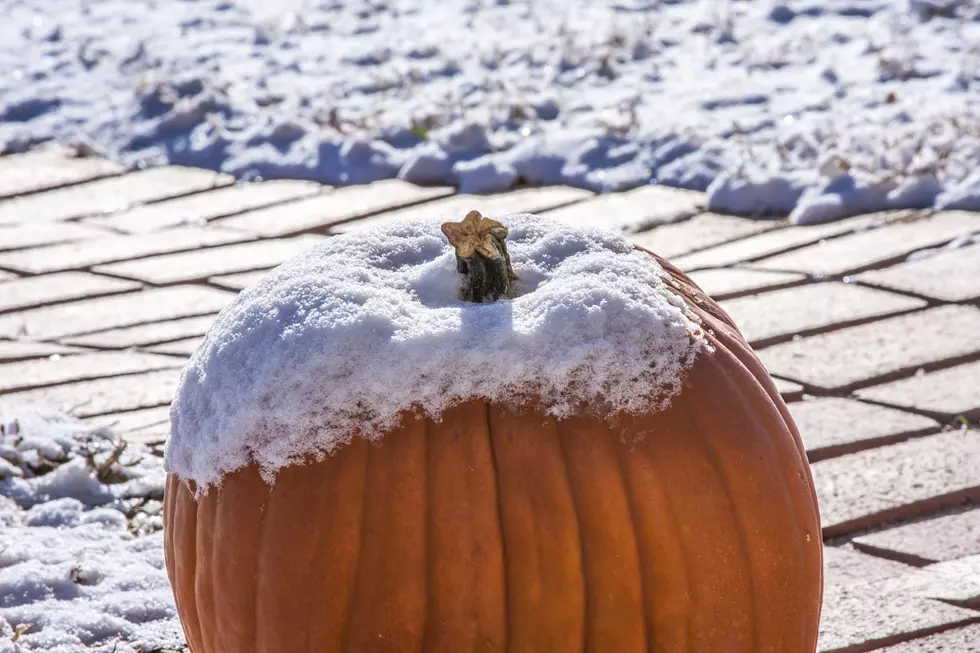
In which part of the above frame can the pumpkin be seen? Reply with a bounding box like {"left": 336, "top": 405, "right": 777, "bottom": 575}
{"left": 163, "top": 211, "right": 822, "bottom": 653}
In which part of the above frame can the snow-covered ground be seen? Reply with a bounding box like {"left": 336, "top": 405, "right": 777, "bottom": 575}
{"left": 1, "top": 0, "right": 979, "bottom": 222}
{"left": 0, "top": 410, "right": 185, "bottom": 653}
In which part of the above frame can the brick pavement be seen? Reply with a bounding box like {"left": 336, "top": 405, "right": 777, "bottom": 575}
{"left": 0, "top": 149, "right": 978, "bottom": 651}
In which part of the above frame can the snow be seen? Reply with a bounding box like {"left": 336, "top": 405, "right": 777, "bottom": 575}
{"left": 0, "top": 409, "right": 184, "bottom": 653}
{"left": 2, "top": 0, "right": 979, "bottom": 221}
{"left": 165, "top": 213, "right": 710, "bottom": 491}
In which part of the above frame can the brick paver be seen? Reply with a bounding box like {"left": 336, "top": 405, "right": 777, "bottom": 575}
{"left": 0, "top": 221, "right": 109, "bottom": 252}
{"left": 855, "top": 361, "right": 980, "bottom": 421}
{"left": 0, "top": 270, "right": 13, "bottom": 281}
{"left": 331, "top": 185, "right": 593, "bottom": 234}
{"left": 208, "top": 270, "right": 268, "bottom": 291}
{"left": 0, "top": 149, "right": 123, "bottom": 199}
{"left": 772, "top": 376, "right": 804, "bottom": 401}
{"left": 62, "top": 315, "right": 217, "bottom": 350}
{"left": 0, "top": 272, "right": 140, "bottom": 314}
{"left": 720, "top": 282, "right": 926, "bottom": 347}
{"left": 213, "top": 179, "right": 454, "bottom": 237}
{"left": 789, "top": 398, "right": 938, "bottom": 462}
{"left": 0, "top": 341, "right": 86, "bottom": 363}
{"left": 811, "top": 429, "right": 980, "bottom": 537}
{"left": 818, "top": 584, "right": 979, "bottom": 653}
{"left": 93, "top": 235, "right": 326, "bottom": 285}
{"left": 823, "top": 545, "right": 914, "bottom": 585}
{"left": 86, "top": 405, "right": 172, "bottom": 437}
{"left": 0, "top": 226, "right": 251, "bottom": 275}
{"left": 685, "top": 268, "right": 806, "bottom": 300}
{"left": 670, "top": 210, "right": 903, "bottom": 271}
{"left": 0, "top": 352, "right": 183, "bottom": 395}
{"left": 0, "top": 166, "right": 233, "bottom": 225}
{"left": 147, "top": 337, "right": 203, "bottom": 357}
{"left": 87, "top": 179, "right": 324, "bottom": 234}
{"left": 854, "top": 508, "right": 980, "bottom": 565}
{"left": 855, "top": 243, "right": 980, "bottom": 303}
{"left": 751, "top": 211, "right": 980, "bottom": 277}
{"left": 0, "top": 369, "right": 179, "bottom": 418}
{"left": 630, "top": 212, "right": 779, "bottom": 259}
{"left": 0, "top": 286, "right": 234, "bottom": 340}
{"left": 541, "top": 184, "right": 704, "bottom": 232}
{"left": 759, "top": 305, "right": 980, "bottom": 392}
{"left": 876, "top": 623, "right": 980, "bottom": 652}
{"left": 877, "top": 554, "right": 980, "bottom": 608}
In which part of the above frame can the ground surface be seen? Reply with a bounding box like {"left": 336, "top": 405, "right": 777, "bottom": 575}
{"left": 0, "top": 148, "right": 979, "bottom": 651}
{"left": 2, "top": 0, "right": 980, "bottom": 221}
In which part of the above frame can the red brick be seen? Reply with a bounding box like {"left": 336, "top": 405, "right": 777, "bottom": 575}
{"left": 721, "top": 282, "right": 925, "bottom": 348}
{"left": 0, "top": 286, "right": 234, "bottom": 340}
{"left": 854, "top": 508, "right": 980, "bottom": 565}
{"left": 811, "top": 430, "right": 980, "bottom": 537}
{"left": 875, "top": 622, "right": 980, "bottom": 652}
{"left": 789, "top": 398, "right": 938, "bottom": 461}
{"left": 752, "top": 211, "right": 980, "bottom": 277}
{"left": 541, "top": 184, "right": 705, "bottom": 232}
{"left": 214, "top": 179, "right": 454, "bottom": 237}
{"left": 0, "top": 166, "right": 233, "bottom": 225}
{"left": 62, "top": 315, "right": 216, "bottom": 350}
{"left": 686, "top": 268, "right": 805, "bottom": 300}
{"left": 758, "top": 305, "right": 980, "bottom": 392}
{"left": 630, "top": 212, "right": 779, "bottom": 259}
{"left": 855, "top": 243, "right": 980, "bottom": 303}
{"left": 0, "top": 226, "right": 251, "bottom": 274}
{"left": 87, "top": 179, "right": 324, "bottom": 234}
{"left": 0, "top": 272, "right": 140, "bottom": 313}
{"left": 0, "top": 149, "right": 123, "bottom": 199}
{"left": 93, "top": 235, "right": 325, "bottom": 285}
{"left": 671, "top": 211, "right": 903, "bottom": 271}
{"left": 0, "top": 341, "right": 86, "bottom": 363}
{"left": 332, "top": 185, "right": 593, "bottom": 234}
{"left": 0, "top": 369, "right": 179, "bottom": 418}
{"left": 855, "top": 361, "right": 980, "bottom": 421}
{"left": 0, "top": 222, "right": 109, "bottom": 253}
{"left": 0, "top": 352, "right": 182, "bottom": 394}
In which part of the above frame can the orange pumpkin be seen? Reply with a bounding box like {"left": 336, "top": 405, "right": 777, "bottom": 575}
{"left": 163, "top": 213, "right": 822, "bottom": 653}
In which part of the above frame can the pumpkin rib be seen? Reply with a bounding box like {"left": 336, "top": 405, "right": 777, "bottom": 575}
{"left": 307, "top": 437, "right": 369, "bottom": 651}
{"left": 483, "top": 401, "right": 511, "bottom": 653}
{"left": 194, "top": 489, "right": 219, "bottom": 653}
{"left": 423, "top": 401, "right": 507, "bottom": 653}
{"left": 694, "top": 349, "right": 816, "bottom": 651}
{"left": 611, "top": 423, "right": 666, "bottom": 653}
{"left": 171, "top": 482, "right": 205, "bottom": 653}
{"left": 615, "top": 415, "right": 693, "bottom": 652}
{"left": 556, "top": 416, "right": 648, "bottom": 653}
{"left": 690, "top": 389, "right": 761, "bottom": 652}
{"left": 343, "top": 417, "right": 429, "bottom": 652}
{"left": 552, "top": 417, "right": 592, "bottom": 653}
{"left": 486, "top": 406, "right": 585, "bottom": 653}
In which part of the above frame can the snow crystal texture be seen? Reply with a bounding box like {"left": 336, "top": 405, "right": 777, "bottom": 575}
{"left": 0, "top": 409, "right": 182, "bottom": 653}
{"left": 3, "top": 0, "right": 980, "bottom": 220}
{"left": 166, "top": 214, "right": 709, "bottom": 490}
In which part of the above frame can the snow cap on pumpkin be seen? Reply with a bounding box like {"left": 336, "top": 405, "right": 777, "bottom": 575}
{"left": 164, "top": 213, "right": 710, "bottom": 491}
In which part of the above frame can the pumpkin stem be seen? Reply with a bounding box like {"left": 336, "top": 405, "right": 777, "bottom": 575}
{"left": 441, "top": 210, "right": 518, "bottom": 303}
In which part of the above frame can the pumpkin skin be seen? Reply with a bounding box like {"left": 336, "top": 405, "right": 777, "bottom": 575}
{"left": 163, "top": 250, "right": 823, "bottom": 653}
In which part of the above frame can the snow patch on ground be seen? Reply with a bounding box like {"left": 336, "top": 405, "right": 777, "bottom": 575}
{"left": 0, "top": 409, "right": 184, "bottom": 653}
{"left": 166, "top": 213, "right": 710, "bottom": 490}
{"left": 2, "top": 0, "right": 979, "bottom": 221}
